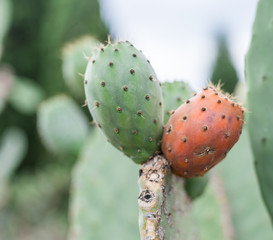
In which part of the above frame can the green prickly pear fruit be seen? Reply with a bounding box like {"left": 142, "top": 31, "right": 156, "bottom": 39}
{"left": 37, "top": 94, "right": 89, "bottom": 156}
{"left": 162, "top": 81, "right": 193, "bottom": 124}
{"left": 245, "top": 0, "right": 273, "bottom": 224}
{"left": 62, "top": 36, "right": 99, "bottom": 100}
{"left": 84, "top": 41, "right": 163, "bottom": 164}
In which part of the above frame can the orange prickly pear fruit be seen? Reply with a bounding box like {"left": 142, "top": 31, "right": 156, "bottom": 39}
{"left": 161, "top": 85, "right": 244, "bottom": 178}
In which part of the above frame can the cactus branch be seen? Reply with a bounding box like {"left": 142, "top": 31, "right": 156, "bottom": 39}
{"left": 138, "top": 154, "right": 197, "bottom": 240}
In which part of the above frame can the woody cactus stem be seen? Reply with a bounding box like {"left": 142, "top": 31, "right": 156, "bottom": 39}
{"left": 138, "top": 155, "right": 197, "bottom": 240}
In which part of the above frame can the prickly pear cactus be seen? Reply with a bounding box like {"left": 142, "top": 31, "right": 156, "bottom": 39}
{"left": 37, "top": 95, "right": 89, "bottom": 156}
{"left": 245, "top": 0, "right": 273, "bottom": 223}
{"left": 62, "top": 36, "right": 99, "bottom": 100}
{"left": 162, "top": 81, "right": 193, "bottom": 124}
{"left": 84, "top": 41, "right": 163, "bottom": 164}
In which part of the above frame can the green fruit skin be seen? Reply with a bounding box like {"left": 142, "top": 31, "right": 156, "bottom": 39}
{"left": 84, "top": 41, "right": 163, "bottom": 164}
{"left": 245, "top": 0, "right": 273, "bottom": 224}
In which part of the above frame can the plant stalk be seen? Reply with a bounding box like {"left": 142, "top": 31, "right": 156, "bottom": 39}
{"left": 138, "top": 154, "right": 197, "bottom": 240}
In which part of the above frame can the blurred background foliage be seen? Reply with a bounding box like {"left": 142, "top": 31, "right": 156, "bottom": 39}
{"left": 0, "top": 0, "right": 107, "bottom": 239}
{"left": 210, "top": 33, "right": 239, "bottom": 94}
{"left": 0, "top": 0, "right": 270, "bottom": 239}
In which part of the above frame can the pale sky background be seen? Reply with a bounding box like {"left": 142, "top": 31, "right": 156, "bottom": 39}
{"left": 99, "top": 0, "right": 258, "bottom": 90}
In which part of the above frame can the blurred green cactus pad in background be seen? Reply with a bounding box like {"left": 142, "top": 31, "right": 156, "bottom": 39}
{"left": 0, "top": 0, "right": 12, "bottom": 59}
{"left": 216, "top": 129, "right": 273, "bottom": 239}
{"left": 68, "top": 129, "right": 139, "bottom": 240}
{"left": 62, "top": 36, "right": 99, "bottom": 100}
{"left": 37, "top": 95, "right": 89, "bottom": 156}
{"left": 0, "top": 127, "right": 27, "bottom": 208}
{"left": 0, "top": 65, "right": 14, "bottom": 114}
{"left": 193, "top": 129, "right": 273, "bottom": 240}
{"left": 8, "top": 76, "right": 45, "bottom": 115}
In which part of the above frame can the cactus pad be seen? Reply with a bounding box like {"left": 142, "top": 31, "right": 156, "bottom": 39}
{"left": 68, "top": 129, "right": 139, "bottom": 240}
{"left": 245, "top": 0, "right": 273, "bottom": 223}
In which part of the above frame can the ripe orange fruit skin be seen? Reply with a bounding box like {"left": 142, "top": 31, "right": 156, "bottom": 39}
{"left": 161, "top": 86, "right": 244, "bottom": 178}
